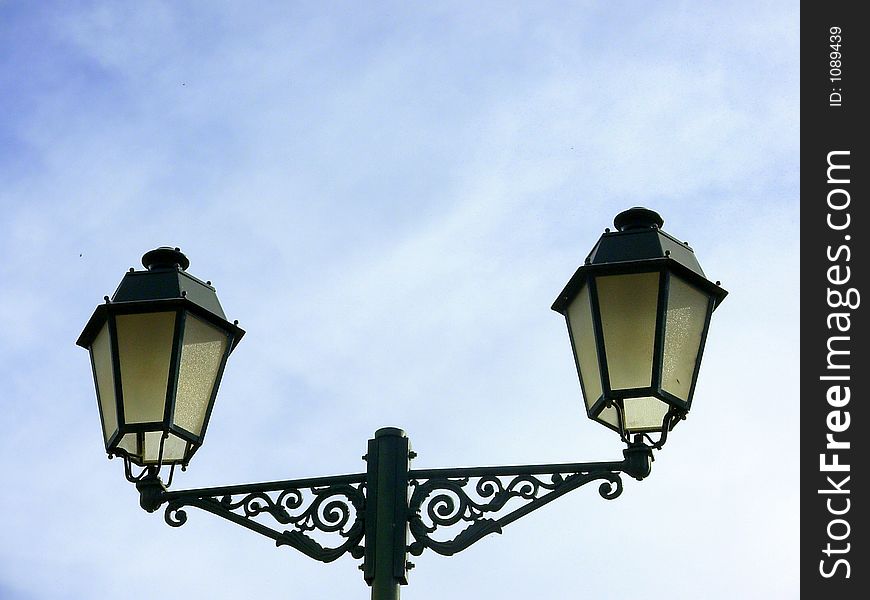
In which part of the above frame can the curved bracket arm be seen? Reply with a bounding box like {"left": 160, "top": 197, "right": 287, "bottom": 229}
{"left": 137, "top": 472, "right": 367, "bottom": 563}
{"left": 132, "top": 438, "right": 653, "bottom": 571}
{"left": 406, "top": 440, "right": 652, "bottom": 557}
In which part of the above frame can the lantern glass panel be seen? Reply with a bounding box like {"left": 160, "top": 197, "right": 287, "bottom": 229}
{"left": 116, "top": 312, "right": 176, "bottom": 424}
{"left": 91, "top": 322, "right": 118, "bottom": 444}
{"left": 597, "top": 404, "right": 620, "bottom": 428}
{"left": 566, "top": 282, "right": 602, "bottom": 409}
{"left": 173, "top": 314, "right": 228, "bottom": 436}
{"left": 623, "top": 396, "right": 670, "bottom": 432}
{"left": 143, "top": 431, "right": 187, "bottom": 464}
{"left": 596, "top": 272, "right": 659, "bottom": 390}
{"left": 118, "top": 433, "right": 137, "bottom": 455}
{"left": 662, "top": 275, "right": 710, "bottom": 401}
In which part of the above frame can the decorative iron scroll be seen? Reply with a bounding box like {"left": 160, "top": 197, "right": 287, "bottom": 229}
{"left": 407, "top": 470, "right": 623, "bottom": 557}
{"left": 164, "top": 481, "right": 366, "bottom": 563}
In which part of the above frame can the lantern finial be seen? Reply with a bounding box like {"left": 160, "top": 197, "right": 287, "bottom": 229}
{"left": 613, "top": 207, "right": 663, "bottom": 231}
{"left": 142, "top": 247, "right": 190, "bottom": 271}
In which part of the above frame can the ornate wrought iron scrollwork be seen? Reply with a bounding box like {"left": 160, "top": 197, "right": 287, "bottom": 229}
{"left": 163, "top": 478, "right": 366, "bottom": 563}
{"left": 407, "top": 469, "right": 624, "bottom": 557}
{"left": 140, "top": 438, "right": 651, "bottom": 577}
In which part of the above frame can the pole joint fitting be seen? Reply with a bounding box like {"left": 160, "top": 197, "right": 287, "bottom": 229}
{"left": 136, "top": 468, "right": 168, "bottom": 513}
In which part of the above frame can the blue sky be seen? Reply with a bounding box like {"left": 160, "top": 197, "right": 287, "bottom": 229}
{"left": 1, "top": 2, "right": 798, "bottom": 599}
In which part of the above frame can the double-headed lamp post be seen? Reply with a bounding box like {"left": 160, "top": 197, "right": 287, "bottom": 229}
{"left": 77, "top": 208, "right": 726, "bottom": 599}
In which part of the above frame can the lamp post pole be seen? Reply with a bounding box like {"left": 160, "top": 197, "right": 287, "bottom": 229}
{"left": 365, "top": 428, "right": 410, "bottom": 600}
{"left": 77, "top": 208, "right": 726, "bottom": 598}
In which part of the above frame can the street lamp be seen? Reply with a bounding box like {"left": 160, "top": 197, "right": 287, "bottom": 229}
{"left": 76, "top": 247, "right": 244, "bottom": 474}
{"left": 552, "top": 207, "right": 727, "bottom": 443}
{"left": 77, "top": 209, "right": 726, "bottom": 600}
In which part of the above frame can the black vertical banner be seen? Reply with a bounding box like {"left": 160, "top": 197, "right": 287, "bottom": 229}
{"left": 802, "top": 3, "right": 867, "bottom": 597}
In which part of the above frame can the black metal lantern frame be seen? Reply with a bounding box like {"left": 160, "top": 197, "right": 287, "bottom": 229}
{"left": 77, "top": 248, "right": 244, "bottom": 476}
{"left": 551, "top": 208, "right": 728, "bottom": 445}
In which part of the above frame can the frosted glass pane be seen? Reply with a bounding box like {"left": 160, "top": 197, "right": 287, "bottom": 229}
{"left": 118, "top": 433, "right": 138, "bottom": 456}
{"left": 173, "top": 314, "right": 228, "bottom": 436}
{"left": 144, "top": 431, "right": 187, "bottom": 464}
{"left": 662, "top": 276, "right": 710, "bottom": 401}
{"left": 566, "top": 283, "right": 602, "bottom": 409}
{"left": 91, "top": 322, "right": 118, "bottom": 444}
{"left": 117, "top": 312, "right": 176, "bottom": 424}
{"left": 596, "top": 404, "right": 620, "bottom": 429}
{"left": 623, "top": 397, "right": 670, "bottom": 432}
{"left": 596, "top": 273, "right": 659, "bottom": 390}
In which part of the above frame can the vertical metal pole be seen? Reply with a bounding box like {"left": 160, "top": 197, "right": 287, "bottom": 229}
{"left": 363, "top": 427, "right": 410, "bottom": 600}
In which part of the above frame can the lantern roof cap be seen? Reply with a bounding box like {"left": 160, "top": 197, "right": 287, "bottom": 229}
{"left": 585, "top": 218, "right": 703, "bottom": 276}
{"left": 109, "top": 248, "right": 226, "bottom": 319}
{"left": 551, "top": 208, "right": 727, "bottom": 314}
{"left": 76, "top": 248, "right": 244, "bottom": 350}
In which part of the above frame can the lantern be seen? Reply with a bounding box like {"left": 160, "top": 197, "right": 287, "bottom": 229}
{"left": 77, "top": 247, "right": 244, "bottom": 467}
{"left": 552, "top": 208, "right": 727, "bottom": 439}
